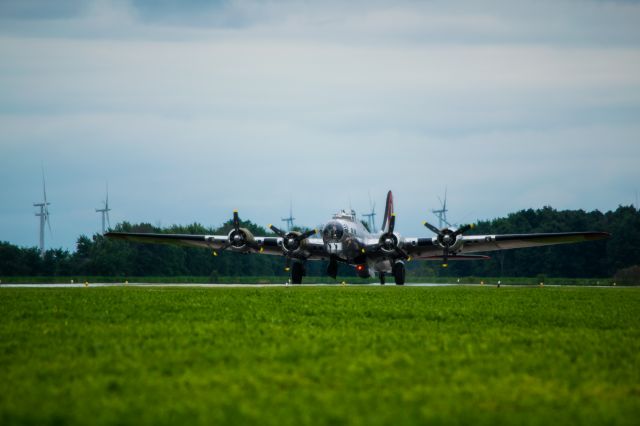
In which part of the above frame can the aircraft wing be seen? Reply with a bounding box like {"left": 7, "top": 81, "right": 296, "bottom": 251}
{"left": 104, "top": 232, "right": 282, "bottom": 255}
{"left": 458, "top": 231, "right": 610, "bottom": 253}
{"left": 403, "top": 231, "right": 609, "bottom": 259}
{"left": 104, "top": 231, "right": 330, "bottom": 258}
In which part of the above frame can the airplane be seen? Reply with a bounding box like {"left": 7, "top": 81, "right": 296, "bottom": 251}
{"left": 105, "top": 191, "right": 610, "bottom": 285}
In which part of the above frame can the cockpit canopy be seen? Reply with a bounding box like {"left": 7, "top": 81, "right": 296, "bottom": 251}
{"left": 323, "top": 221, "right": 344, "bottom": 242}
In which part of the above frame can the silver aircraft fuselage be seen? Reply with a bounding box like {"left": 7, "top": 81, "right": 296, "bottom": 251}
{"left": 320, "top": 209, "right": 394, "bottom": 275}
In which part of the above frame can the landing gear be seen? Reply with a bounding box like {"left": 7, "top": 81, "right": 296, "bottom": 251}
{"left": 327, "top": 256, "right": 338, "bottom": 279}
{"left": 393, "top": 261, "right": 405, "bottom": 285}
{"left": 379, "top": 272, "right": 386, "bottom": 285}
{"left": 291, "top": 261, "right": 304, "bottom": 284}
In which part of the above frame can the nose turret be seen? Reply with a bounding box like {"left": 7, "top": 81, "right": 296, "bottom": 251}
{"left": 322, "top": 221, "right": 344, "bottom": 242}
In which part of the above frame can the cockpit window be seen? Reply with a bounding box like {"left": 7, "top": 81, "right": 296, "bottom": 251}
{"left": 323, "top": 222, "right": 344, "bottom": 241}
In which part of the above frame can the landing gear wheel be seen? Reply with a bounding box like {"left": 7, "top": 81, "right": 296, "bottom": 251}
{"left": 291, "top": 262, "right": 304, "bottom": 284}
{"left": 327, "top": 257, "right": 338, "bottom": 279}
{"left": 379, "top": 273, "right": 386, "bottom": 285}
{"left": 393, "top": 262, "right": 405, "bottom": 285}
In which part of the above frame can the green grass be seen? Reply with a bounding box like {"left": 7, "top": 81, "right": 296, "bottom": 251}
{"left": 1, "top": 287, "right": 639, "bottom": 425}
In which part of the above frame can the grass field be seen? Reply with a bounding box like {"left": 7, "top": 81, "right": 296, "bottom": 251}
{"left": 1, "top": 286, "right": 639, "bottom": 425}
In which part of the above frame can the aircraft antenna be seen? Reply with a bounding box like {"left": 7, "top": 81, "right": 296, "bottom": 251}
{"left": 431, "top": 187, "right": 452, "bottom": 229}
{"left": 362, "top": 191, "right": 377, "bottom": 233}
{"left": 95, "top": 182, "right": 112, "bottom": 234}
{"left": 33, "top": 167, "right": 52, "bottom": 257}
{"left": 281, "top": 199, "right": 295, "bottom": 231}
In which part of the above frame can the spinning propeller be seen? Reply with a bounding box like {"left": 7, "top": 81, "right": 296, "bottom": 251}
{"left": 423, "top": 221, "right": 475, "bottom": 267}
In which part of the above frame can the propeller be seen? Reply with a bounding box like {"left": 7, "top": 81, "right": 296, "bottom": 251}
{"left": 269, "top": 224, "right": 316, "bottom": 269}
{"left": 372, "top": 214, "right": 409, "bottom": 260}
{"left": 423, "top": 221, "right": 475, "bottom": 267}
{"left": 213, "top": 210, "right": 256, "bottom": 255}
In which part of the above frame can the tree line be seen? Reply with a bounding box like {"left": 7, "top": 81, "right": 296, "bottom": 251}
{"left": 1, "top": 205, "right": 638, "bottom": 279}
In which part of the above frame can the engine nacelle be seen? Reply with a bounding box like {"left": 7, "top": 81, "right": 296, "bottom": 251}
{"left": 379, "top": 232, "right": 402, "bottom": 254}
{"left": 435, "top": 228, "right": 464, "bottom": 252}
{"left": 227, "top": 227, "right": 255, "bottom": 251}
{"left": 281, "top": 231, "right": 309, "bottom": 255}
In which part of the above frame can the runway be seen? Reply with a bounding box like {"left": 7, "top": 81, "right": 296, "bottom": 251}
{"left": 0, "top": 282, "right": 621, "bottom": 288}
{"left": 1, "top": 282, "right": 459, "bottom": 288}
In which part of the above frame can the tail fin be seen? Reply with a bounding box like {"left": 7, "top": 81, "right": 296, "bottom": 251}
{"left": 381, "top": 190, "right": 394, "bottom": 233}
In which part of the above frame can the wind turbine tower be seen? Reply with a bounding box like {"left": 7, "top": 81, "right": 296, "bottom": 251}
{"left": 96, "top": 184, "right": 112, "bottom": 234}
{"left": 33, "top": 170, "right": 51, "bottom": 258}
{"left": 432, "top": 188, "right": 452, "bottom": 229}
{"left": 281, "top": 201, "right": 295, "bottom": 231}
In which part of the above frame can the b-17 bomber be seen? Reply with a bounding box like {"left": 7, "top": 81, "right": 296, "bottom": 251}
{"left": 106, "top": 191, "right": 609, "bottom": 285}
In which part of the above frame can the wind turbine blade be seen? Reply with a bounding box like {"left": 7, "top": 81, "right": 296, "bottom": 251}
{"left": 443, "top": 187, "right": 447, "bottom": 210}
{"left": 42, "top": 167, "right": 47, "bottom": 204}
{"left": 46, "top": 213, "right": 52, "bottom": 235}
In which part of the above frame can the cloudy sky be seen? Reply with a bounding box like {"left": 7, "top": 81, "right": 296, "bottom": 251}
{"left": 1, "top": 0, "right": 639, "bottom": 250}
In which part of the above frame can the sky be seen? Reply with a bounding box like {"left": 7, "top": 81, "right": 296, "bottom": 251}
{"left": 1, "top": 0, "right": 639, "bottom": 251}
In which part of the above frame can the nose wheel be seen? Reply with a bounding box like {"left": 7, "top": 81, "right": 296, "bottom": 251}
{"left": 393, "top": 262, "right": 405, "bottom": 285}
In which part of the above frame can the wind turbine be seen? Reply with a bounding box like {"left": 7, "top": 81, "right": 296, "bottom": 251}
{"left": 96, "top": 184, "right": 112, "bottom": 234}
{"left": 281, "top": 200, "right": 295, "bottom": 231}
{"left": 33, "top": 169, "right": 52, "bottom": 257}
{"left": 363, "top": 192, "right": 377, "bottom": 233}
{"left": 432, "top": 187, "right": 452, "bottom": 229}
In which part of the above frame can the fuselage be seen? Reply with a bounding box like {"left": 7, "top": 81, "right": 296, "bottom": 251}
{"left": 321, "top": 210, "right": 370, "bottom": 259}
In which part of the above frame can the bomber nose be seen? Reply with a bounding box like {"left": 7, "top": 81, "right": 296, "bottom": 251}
{"left": 322, "top": 221, "right": 344, "bottom": 242}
